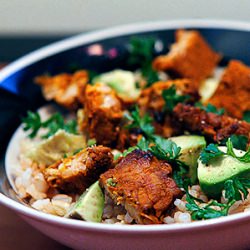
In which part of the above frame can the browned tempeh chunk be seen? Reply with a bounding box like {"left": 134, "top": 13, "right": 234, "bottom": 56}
{"left": 79, "top": 83, "right": 124, "bottom": 147}
{"left": 137, "top": 79, "right": 199, "bottom": 138}
{"left": 44, "top": 146, "right": 113, "bottom": 194}
{"left": 153, "top": 30, "right": 221, "bottom": 85}
{"left": 138, "top": 79, "right": 200, "bottom": 114}
{"left": 208, "top": 60, "right": 250, "bottom": 119}
{"left": 173, "top": 103, "right": 250, "bottom": 144}
{"left": 35, "top": 70, "right": 88, "bottom": 109}
{"left": 99, "top": 150, "right": 182, "bottom": 224}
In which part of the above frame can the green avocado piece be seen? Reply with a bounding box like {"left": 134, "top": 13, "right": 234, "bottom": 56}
{"left": 198, "top": 147, "right": 250, "bottom": 199}
{"left": 22, "top": 129, "right": 86, "bottom": 166}
{"left": 93, "top": 69, "right": 140, "bottom": 100}
{"left": 170, "top": 135, "right": 206, "bottom": 183}
{"left": 66, "top": 181, "right": 104, "bottom": 222}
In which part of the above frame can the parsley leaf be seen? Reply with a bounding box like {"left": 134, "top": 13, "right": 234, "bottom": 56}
{"left": 125, "top": 106, "right": 155, "bottom": 138}
{"left": 226, "top": 138, "right": 250, "bottom": 163}
{"left": 150, "top": 135, "right": 181, "bottom": 161}
{"left": 113, "top": 136, "right": 150, "bottom": 161}
{"left": 87, "top": 138, "right": 97, "bottom": 146}
{"left": 200, "top": 138, "right": 250, "bottom": 165}
{"left": 227, "top": 135, "right": 248, "bottom": 151}
{"left": 127, "top": 37, "right": 159, "bottom": 87}
{"left": 186, "top": 198, "right": 233, "bottom": 220}
{"left": 124, "top": 105, "right": 182, "bottom": 163}
{"left": 106, "top": 178, "right": 117, "bottom": 187}
{"left": 200, "top": 144, "right": 225, "bottom": 164}
{"left": 22, "top": 111, "right": 78, "bottom": 139}
{"left": 115, "top": 135, "right": 181, "bottom": 164}
{"left": 113, "top": 146, "right": 138, "bottom": 161}
{"left": 195, "top": 102, "right": 225, "bottom": 115}
{"left": 172, "top": 162, "right": 189, "bottom": 188}
{"left": 22, "top": 111, "right": 42, "bottom": 138}
{"left": 136, "top": 136, "right": 150, "bottom": 151}
{"left": 162, "top": 85, "right": 190, "bottom": 112}
{"left": 243, "top": 110, "right": 250, "bottom": 122}
{"left": 224, "top": 178, "right": 250, "bottom": 201}
{"left": 185, "top": 183, "right": 234, "bottom": 220}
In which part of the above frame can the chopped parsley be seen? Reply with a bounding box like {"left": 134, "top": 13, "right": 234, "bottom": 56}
{"left": 200, "top": 138, "right": 250, "bottom": 165}
{"left": 113, "top": 146, "right": 138, "bottom": 160}
{"left": 72, "top": 148, "right": 83, "bottom": 155}
{"left": 243, "top": 110, "right": 250, "bottom": 122}
{"left": 225, "top": 138, "right": 250, "bottom": 163}
{"left": 150, "top": 135, "right": 181, "bottom": 161}
{"left": 195, "top": 102, "right": 225, "bottom": 115}
{"left": 185, "top": 176, "right": 250, "bottom": 221}
{"left": 223, "top": 135, "right": 248, "bottom": 151}
{"left": 127, "top": 37, "right": 159, "bottom": 87}
{"left": 186, "top": 194, "right": 234, "bottom": 220}
{"left": 87, "top": 138, "right": 97, "bottom": 146}
{"left": 124, "top": 105, "right": 182, "bottom": 163}
{"left": 125, "top": 106, "right": 155, "bottom": 138}
{"left": 224, "top": 178, "right": 250, "bottom": 201}
{"left": 106, "top": 178, "right": 117, "bottom": 187}
{"left": 162, "top": 85, "right": 190, "bottom": 112}
{"left": 184, "top": 181, "right": 235, "bottom": 220}
{"left": 200, "top": 143, "right": 225, "bottom": 164}
{"left": 22, "top": 111, "right": 78, "bottom": 139}
{"left": 172, "top": 162, "right": 189, "bottom": 188}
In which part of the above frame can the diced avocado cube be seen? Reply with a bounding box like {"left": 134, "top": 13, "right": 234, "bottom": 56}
{"left": 198, "top": 146, "right": 250, "bottom": 199}
{"left": 93, "top": 70, "right": 140, "bottom": 100}
{"left": 170, "top": 135, "right": 206, "bottom": 183}
{"left": 66, "top": 181, "right": 104, "bottom": 222}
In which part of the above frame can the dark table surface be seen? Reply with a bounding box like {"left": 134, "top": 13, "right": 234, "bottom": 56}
{"left": 0, "top": 204, "right": 70, "bottom": 250}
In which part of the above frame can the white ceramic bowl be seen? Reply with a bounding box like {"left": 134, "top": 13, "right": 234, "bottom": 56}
{"left": 1, "top": 20, "right": 250, "bottom": 250}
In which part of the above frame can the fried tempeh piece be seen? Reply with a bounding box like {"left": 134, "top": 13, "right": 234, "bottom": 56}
{"left": 80, "top": 83, "right": 124, "bottom": 147}
{"left": 35, "top": 70, "right": 88, "bottom": 109}
{"left": 208, "top": 60, "right": 250, "bottom": 119}
{"left": 153, "top": 30, "right": 221, "bottom": 85}
{"left": 137, "top": 79, "right": 199, "bottom": 138}
{"left": 44, "top": 146, "right": 113, "bottom": 194}
{"left": 138, "top": 79, "right": 199, "bottom": 114}
{"left": 173, "top": 103, "right": 250, "bottom": 144}
{"left": 99, "top": 150, "right": 182, "bottom": 224}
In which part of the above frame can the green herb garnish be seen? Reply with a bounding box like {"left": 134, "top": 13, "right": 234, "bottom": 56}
{"left": 87, "top": 138, "right": 97, "bottom": 146}
{"left": 22, "top": 111, "right": 78, "bottom": 139}
{"left": 195, "top": 102, "right": 225, "bottom": 115}
{"left": 172, "top": 163, "right": 189, "bottom": 188}
{"left": 123, "top": 105, "right": 187, "bottom": 185}
{"left": 113, "top": 146, "right": 138, "bottom": 161}
{"left": 162, "top": 85, "right": 190, "bottom": 112}
{"left": 184, "top": 181, "right": 235, "bottom": 220}
{"left": 224, "top": 135, "right": 248, "bottom": 151}
{"left": 136, "top": 136, "right": 150, "bottom": 151}
{"left": 186, "top": 194, "right": 234, "bottom": 220}
{"left": 124, "top": 105, "right": 182, "bottom": 162}
{"left": 200, "top": 138, "right": 250, "bottom": 165}
{"left": 128, "top": 37, "right": 159, "bottom": 87}
{"left": 200, "top": 143, "right": 225, "bottom": 164}
{"left": 150, "top": 135, "right": 181, "bottom": 161}
{"left": 225, "top": 139, "right": 250, "bottom": 163}
{"left": 106, "top": 178, "right": 117, "bottom": 187}
{"left": 243, "top": 110, "right": 250, "bottom": 122}
{"left": 125, "top": 106, "right": 155, "bottom": 138}
{"left": 224, "top": 178, "right": 250, "bottom": 201}
{"left": 73, "top": 148, "right": 83, "bottom": 155}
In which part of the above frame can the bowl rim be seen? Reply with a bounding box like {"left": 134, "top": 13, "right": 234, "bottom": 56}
{"left": 1, "top": 19, "right": 250, "bottom": 232}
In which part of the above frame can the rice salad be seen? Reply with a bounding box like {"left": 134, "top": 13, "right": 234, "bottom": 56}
{"left": 7, "top": 29, "right": 250, "bottom": 225}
